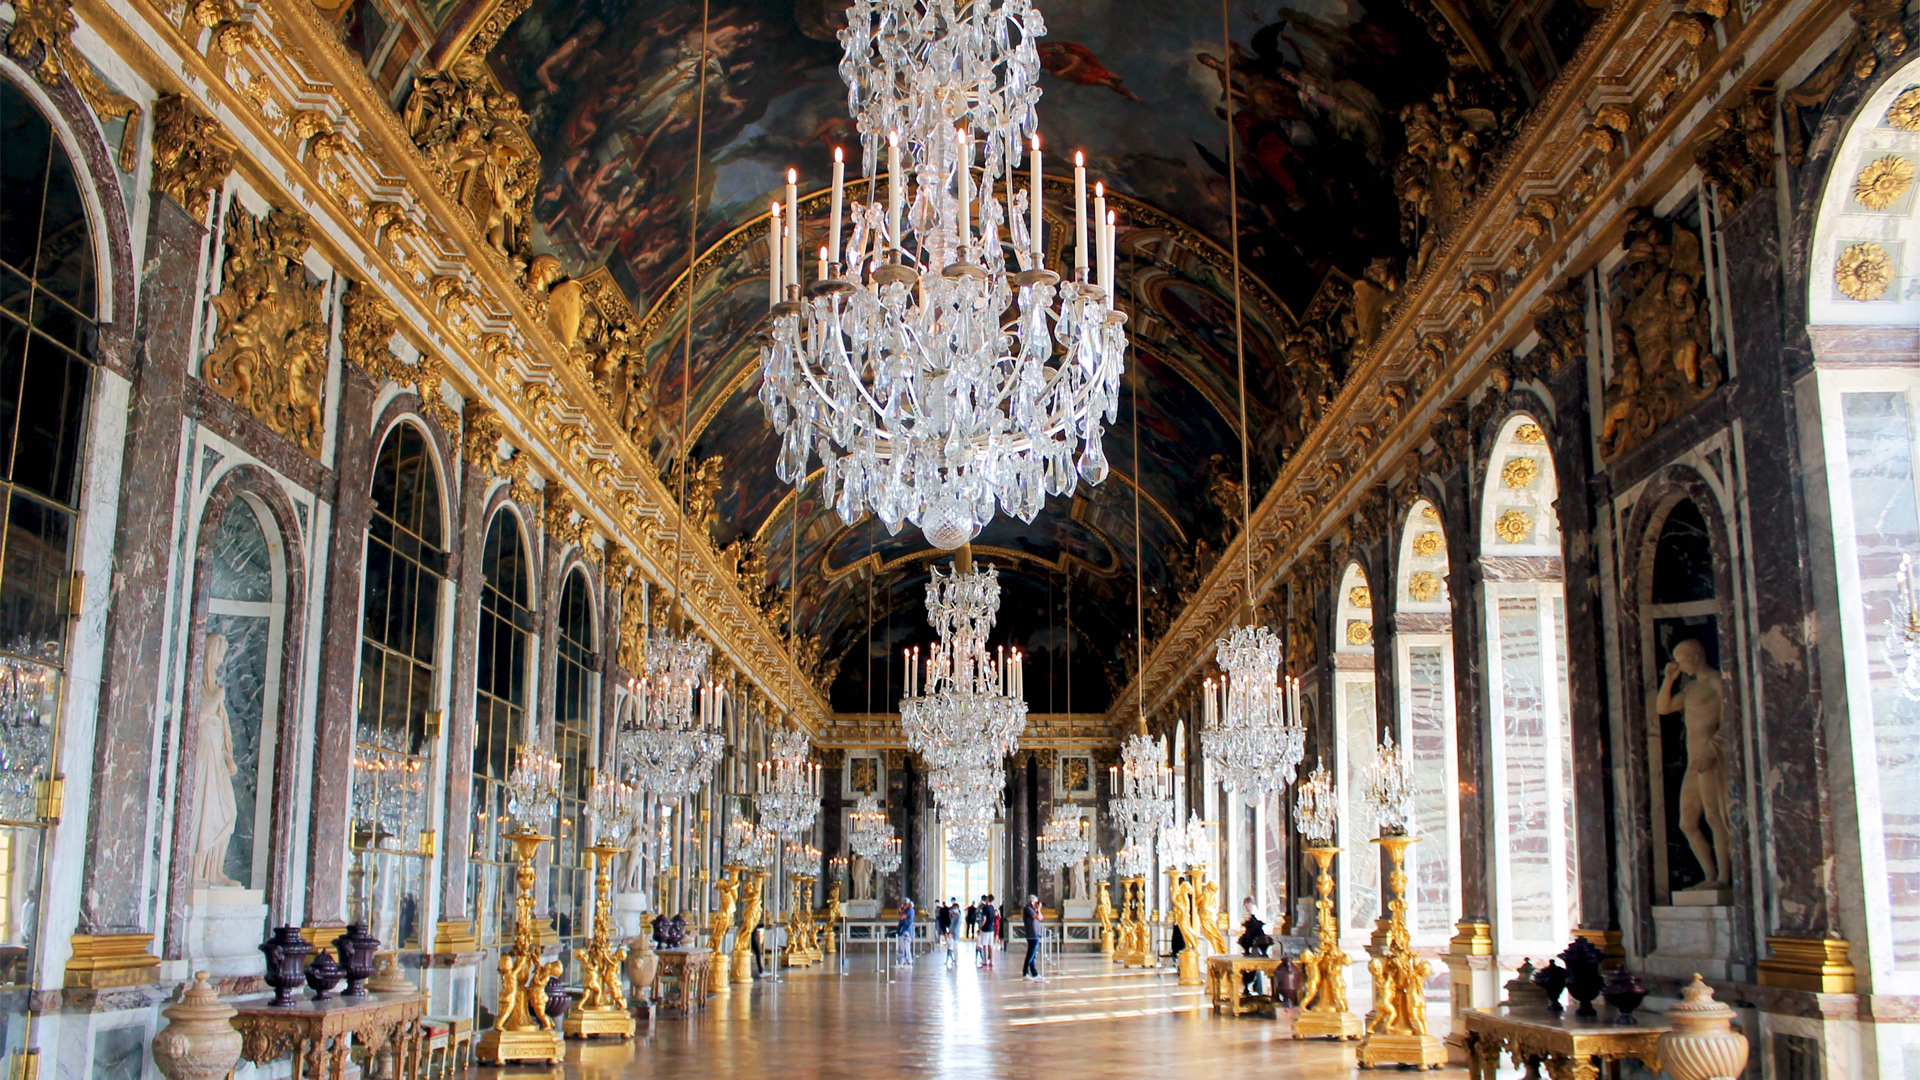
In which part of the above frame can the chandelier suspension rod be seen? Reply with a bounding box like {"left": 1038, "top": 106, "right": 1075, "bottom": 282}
{"left": 671, "top": 0, "right": 714, "bottom": 624}
{"left": 1221, "top": 0, "right": 1253, "bottom": 620}
{"left": 1131, "top": 243, "right": 1144, "bottom": 736}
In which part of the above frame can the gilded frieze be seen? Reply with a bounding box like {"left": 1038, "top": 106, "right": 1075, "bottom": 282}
{"left": 203, "top": 201, "right": 330, "bottom": 455}
{"left": 1692, "top": 86, "right": 1775, "bottom": 211}
{"left": 401, "top": 54, "right": 537, "bottom": 271}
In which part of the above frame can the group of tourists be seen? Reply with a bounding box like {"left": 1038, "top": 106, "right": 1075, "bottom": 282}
{"left": 890, "top": 893, "right": 1047, "bottom": 977}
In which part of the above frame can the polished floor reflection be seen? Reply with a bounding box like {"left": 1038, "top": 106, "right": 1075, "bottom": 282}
{"left": 525, "top": 949, "right": 1477, "bottom": 1079}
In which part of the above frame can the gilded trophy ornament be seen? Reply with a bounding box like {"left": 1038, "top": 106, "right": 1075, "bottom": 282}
{"left": 1501, "top": 456, "right": 1541, "bottom": 489}
{"left": 1837, "top": 241, "right": 1896, "bottom": 301}
{"left": 203, "top": 202, "right": 330, "bottom": 455}
{"left": 1494, "top": 508, "right": 1534, "bottom": 544}
{"left": 1855, "top": 154, "right": 1916, "bottom": 210}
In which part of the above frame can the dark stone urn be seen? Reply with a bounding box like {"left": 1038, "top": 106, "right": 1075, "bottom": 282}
{"left": 1602, "top": 966, "right": 1648, "bottom": 1024}
{"left": 654, "top": 913, "right": 687, "bottom": 950}
{"left": 1560, "top": 937, "right": 1607, "bottom": 1020}
{"left": 1272, "top": 955, "right": 1302, "bottom": 1006}
{"left": 333, "top": 923, "right": 380, "bottom": 997}
{"left": 1530, "top": 958, "right": 1568, "bottom": 1016}
{"left": 260, "top": 926, "right": 313, "bottom": 1008}
{"left": 305, "top": 952, "right": 344, "bottom": 1001}
{"left": 544, "top": 975, "right": 573, "bottom": 1019}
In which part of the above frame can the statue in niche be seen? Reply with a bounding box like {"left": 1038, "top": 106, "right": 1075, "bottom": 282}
{"left": 1656, "top": 638, "right": 1731, "bottom": 890}
{"left": 850, "top": 851, "right": 873, "bottom": 901}
{"left": 619, "top": 825, "right": 647, "bottom": 895}
{"left": 1067, "top": 860, "right": 1089, "bottom": 902}
{"left": 188, "top": 633, "right": 242, "bottom": 888}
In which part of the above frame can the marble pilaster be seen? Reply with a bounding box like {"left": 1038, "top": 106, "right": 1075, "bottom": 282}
{"left": 1440, "top": 465, "right": 1492, "bottom": 927}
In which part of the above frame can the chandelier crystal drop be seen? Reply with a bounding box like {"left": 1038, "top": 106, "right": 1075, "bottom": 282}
{"left": 756, "top": 0, "right": 1128, "bottom": 550}
{"left": 755, "top": 726, "right": 823, "bottom": 839}
{"left": 618, "top": 635, "right": 725, "bottom": 800}
{"left": 1201, "top": 625, "right": 1306, "bottom": 806}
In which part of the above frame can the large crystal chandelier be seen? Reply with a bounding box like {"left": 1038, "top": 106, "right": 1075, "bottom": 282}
{"left": 755, "top": 725, "right": 823, "bottom": 838}
{"left": 900, "top": 563, "right": 1026, "bottom": 767}
{"left": 1036, "top": 803, "right": 1089, "bottom": 873}
{"left": 1201, "top": 626, "right": 1306, "bottom": 805}
{"left": 1294, "top": 757, "right": 1339, "bottom": 847}
{"left": 848, "top": 793, "right": 904, "bottom": 875}
{"left": 1108, "top": 728, "right": 1175, "bottom": 845}
{"left": 618, "top": 644, "right": 725, "bottom": 799}
{"left": 756, "top": 0, "right": 1128, "bottom": 550}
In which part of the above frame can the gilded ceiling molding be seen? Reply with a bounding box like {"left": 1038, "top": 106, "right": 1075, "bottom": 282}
{"left": 1109, "top": 0, "right": 1840, "bottom": 730}
{"left": 68, "top": 0, "right": 831, "bottom": 729}
{"left": 5, "top": 0, "right": 141, "bottom": 169}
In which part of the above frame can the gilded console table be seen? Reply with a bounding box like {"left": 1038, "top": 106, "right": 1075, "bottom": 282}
{"left": 1461, "top": 1007, "right": 1668, "bottom": 1080}
{"left": 655, "top": 947, "right": 715, "bottom": 1014}
{"left": 232, "top": 992, "right": 428, "bottom": 1080}
{"left": 1204, "top": 954, "right": 1287, "bottom": 1015}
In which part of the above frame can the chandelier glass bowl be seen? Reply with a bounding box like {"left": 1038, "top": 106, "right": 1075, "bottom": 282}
{"left": 756, "top": 0, "right": 1128, "bottom": 550}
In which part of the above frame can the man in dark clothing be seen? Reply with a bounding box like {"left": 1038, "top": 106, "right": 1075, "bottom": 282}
{"left": 966, "top": 901, "right": 979, "bottom": 936}
{"left": 976, "top": 895, "right": 997, "bottom": 967}
{"left": 1021, "top": 895, "right": 1042, "bottom": 978}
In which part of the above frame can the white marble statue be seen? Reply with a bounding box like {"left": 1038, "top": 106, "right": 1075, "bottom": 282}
{"left": 1068, "top": 861, "right": 1088, "bottom": 902}
{"left": 620, "top": 825, "right": 648, "bottom": 893}
{"left": 1656, "top": 638, "right": 1731, "bottom": 890}
{"left": 851, "top": 852, "right": 873, "bottom": 901}
{"left": 188, "top": 633, "right": 242, "bottom": 888}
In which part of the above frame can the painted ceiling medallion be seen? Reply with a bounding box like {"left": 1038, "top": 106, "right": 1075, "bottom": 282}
{"left": 1502, "top": 456, "right": 1541, "bottom": 489}
{"left": 1836, "top": 241, "right": 1895, "bottom": 301}
{"left": 1412, "top": 532, "right": 1443, "bottom": 558}
{"left": 1514, "top": 423, "right": 1546, "bottom": 445}
{"left": 1854, "top": 154, "right": 1915, "bottom": 210}
{"left": 1494, "top": 508, "right": 1534, "bottom": 544}
{"left": 1407, "top": 571, "right": 1442, "bottom": 603}
{"left": 1887, "top": 87, "right": 1920, "bottom": 131}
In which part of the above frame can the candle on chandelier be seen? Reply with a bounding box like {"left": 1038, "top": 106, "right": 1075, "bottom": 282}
{"left": 768, "top": 201, "right": 783, "bottom": 307}
{"left": 1093, "top": 181, "right": 1107, "bottom": 295}
{"left": 819, "top": 245, "right": 829, "bottom": 283}
{"left": 786, "top": 168, "right": 801, "bottom": 292}
{"left": 888, "top": 131, "right": 903, "bottom": 256}
{"left": 830, "top": 146, "right": 845, "bottom": 266}
{"left": 1074, "top": 151, "right": 1087, "bottom": 272}
{"left": 957, "top": 128, "right": 972, "bottom": 256}
{"left": 1106, "top": 209, "right": 1118, "bottom": 307}
{"left": 1031, "top": 134, "right": 1044, "bottom": 268}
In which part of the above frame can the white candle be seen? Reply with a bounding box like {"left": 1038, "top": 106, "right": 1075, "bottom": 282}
{"left": 957, "top": 128, "right": 972, "bottom": 255}
{"left": 1074, "top": 151, "right": 1087, "bottom": 272}
{"left": 1031, "top": 134, "right": 1044, "bottom": 269}
{"left": 769, "top": 201, "right": 782, "bottom": 306}
{"left": 819, "top": 245, "right": 829, "bottom": 282}
{"left": 830, "top": 147, "right": 845, "bottom": 266}
{"left": 1107, "top": 209, "right": 1118, "bottom": 305}
{"left": 786, "top": 168, "right": 800, "bottom": 291}
{"left": 888, "top": 131, "right": 903, "bottom": 257}
{"left": 1094, "top": 181, "right": 1107, "bottom": 295}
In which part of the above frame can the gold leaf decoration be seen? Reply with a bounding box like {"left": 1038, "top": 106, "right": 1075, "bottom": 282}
{"left": 1514, "top": 423, "right": 1546, "bottom": 444}
{"left": 1412, "top": 531, "right": 1443, "bottom": 558}
{"left": 1887, "top": 87, "right": 1920, "bottom": 131}
{"left": 1494, "top": 508, "right": 1534, "bottom": 544}
{"left": 1836, "top": 242, "right": 1895, "bottom": 301}
{"left": 1408, "top": 571, "right": 1442, "bottom": 603}
{"left": 1345, "top": 619, "right": 1373, "bottom": 646}
{"left": 203, "top": 201, "right": 328, "bottom": 454}
{"left": 1419, "top": 505, "right": 1439, "bottom": 521}
{"left": 1348, "top": 586, "right": 1372, "bottom": 609}
{"left": 1502, "top": 456, "right": 1541, "bottom": 489}
{"left": 1855, "top": 155, "right": 1916, "bottom": 210}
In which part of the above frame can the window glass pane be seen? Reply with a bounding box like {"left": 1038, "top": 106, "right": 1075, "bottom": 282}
{"left": 1842, "top": 391, "right": 1920, "bottom": 966}
{"left": 32, "top": 132, "right": 91, "bottom": 318}
{"left": 11, "top": 334, "right": 87, "bottom": 505}
{"left": 0, "top": 494, "right": 71, "bottom": 649}
{"left": 0, "top": 82, "right": 49, "bottom": 280}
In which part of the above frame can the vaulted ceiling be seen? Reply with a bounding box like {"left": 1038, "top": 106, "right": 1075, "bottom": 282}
{"left": 481, "top": 0, "right": 1578, "bottom": 711}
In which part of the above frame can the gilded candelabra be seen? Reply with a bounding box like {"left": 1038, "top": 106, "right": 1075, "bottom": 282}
{"left": 707, "top": 867, "right": 740, "bottom": 996}
{"left": 1292, "top": 846, "right": 1363, "bottom": 1040}
{"left": 565, "top": 844, "right": 635, "bottom": 1039}
{"left": 1358, "top": 834, "right": 1444, "bottom": 1068}
{"left": 732, "top": 870, "right": 766, "bottom": 983}
{"left": 819, "top": 880, "right": 844, "bottom": 956}
{"left": 1168, "top": 868, "right": 1203, "bottom": 985}
{"left": 1093, "top": 881, "right": 1116, "bottom": 955}
{"left": 477, "top": 831, "right": 566, "bottom": 1064}
{"left": 783, "top": 876, "right": 822, "bottom": 967}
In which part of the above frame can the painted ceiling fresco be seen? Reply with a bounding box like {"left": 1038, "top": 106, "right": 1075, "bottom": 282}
{"left": 484, "top": 0, "right": 1550, "bottom": 710}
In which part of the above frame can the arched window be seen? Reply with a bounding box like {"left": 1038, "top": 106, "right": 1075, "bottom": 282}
{"left": 472, "top": 508, "right": 533, "bottom": 950}
{"left": 0, "top": 77, "right": 100, "bottom": 966}
{"left": 352, "top": 423, "right": 445, "bottom": 951}
{"left": 1395, "top": 501, "right": 1459, "bottom": 945}
{"left": 1333, "top": 562, "right": 1378, "bottom": 942}
{"left": 1481, "top": 415, "right": 1577, "bottom": 956}
{"left": 551, "top": 569, "right": 596, "bottom": 972}
{"left": 199, "top": 497, "right": 287, "bottom": 894}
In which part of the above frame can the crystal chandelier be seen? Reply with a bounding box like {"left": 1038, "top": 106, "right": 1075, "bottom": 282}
{"left": 1108, "top": 729, "right": 1175, "bottom": 846}
{"left": 755, "top": 725, "right": 822, "bottom": 838}
{"left": 1115, "top": 841, "right": 1150, "bottom": 879}
{"left": 1087, "top": 851, "right": 1112, "bottom": 882}
{"left": 618, "top": 645, "right": 725, "bottom": 799}
{"left": 1156, "top": 817, "right": 1191, "bottom": 871}
{"left": 585, "top": 774, "right": 636, "bottom": 847}
{"left": 872, "top": 833, "right": 903, "bottom": 877}
{"left": 1294, "top": 757, "right": 1339, "bottom": 847}
{"left": 1036, "top": 803, "right": 1089, "bottom": 872}
{"left": 1361, "top": 734, "right": 1416, "bottom": 837}
{"left": 849, "top": 792, "right": 905, "bottom": 875}
{"left": 729, "top": 816, "right": 779, "bottom": 870}
{"left": 504, "top": 740, "right": 561, "bottom": 832}
{"left": 1890, "top": 553, "right": 1920, "bottom": 700}
{"left": 900, "top": 563, "right": 1026, "bottom": 768}
{"left": 756, "top": 0, "right": 1128, "bottom": 550}
{"left": 0, "top": 639, "right": 56, "bottom": 823}
{"left": 945, "top": 824, "right": 991, "bottom": 865}
{"left": 1202, "top": 628, "right": 1306, "bottom": 805}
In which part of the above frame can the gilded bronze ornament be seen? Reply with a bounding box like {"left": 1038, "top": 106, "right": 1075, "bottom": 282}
{"left": 1837, "top": 241, "right": 1895, "bottom": 301}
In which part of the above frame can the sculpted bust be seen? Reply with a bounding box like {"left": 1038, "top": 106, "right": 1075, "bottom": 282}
{"left": 1656, "top": 638, "right": 1731, "bottom": 890}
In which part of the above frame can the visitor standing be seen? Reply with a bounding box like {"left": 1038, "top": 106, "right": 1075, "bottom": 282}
{"left": 896, "top": 899, "right": 916, "bottom": 966}
{"left": 1021, "top": 895, "right": 1043, "bottom": 978}
{"left": 935, "top": 898, "right": 955, "bottom": 968}
{"left": 965, "top": 900, "right": 979, "bottom": 937}
{"left": 976, "top": 895, "right": 996, "bottom": 967}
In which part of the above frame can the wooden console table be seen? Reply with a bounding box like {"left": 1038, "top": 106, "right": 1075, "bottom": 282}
{"left": 1205, "top": 954, "right": 1287, "bottom": 1015}
{"left": 1461, "top": 1006, "right": 1669, "bottom": 1080}
{"left": 655, "top": 948, "right": 714, "bottom": 1014}
{"left": 231, "top": 992, "right": 428, "bottom": 1080}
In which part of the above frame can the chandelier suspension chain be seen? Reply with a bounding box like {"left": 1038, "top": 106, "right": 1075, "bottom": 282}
{"left": 671, "top": 0, "right": 713, "bottom": 614}
{"left": 1222, "top": 0, "right": 1253, "bottom": 614}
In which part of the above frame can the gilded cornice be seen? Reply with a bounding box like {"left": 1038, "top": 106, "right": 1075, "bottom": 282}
{"left": 818, "top": 713, "right": 1116, "bottom": 751}
{"left": 1107, "top": 0, "right": 1850, "bottom": 728}
{"left": 69, "top": 0, "right": 829, "bottom": 729}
